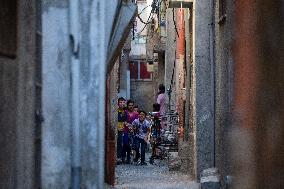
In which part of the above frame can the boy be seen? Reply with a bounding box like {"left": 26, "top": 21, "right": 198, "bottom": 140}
{"left": 133, "top": 105, "right": 139, "bottom": 113}
{"left": 132, "top": 110, "right": 151, "bottom": 165}
{"left": 125, "top": 100, "right": 139, "bottom": 162}
{"left": 149, "top": 103, "right": 162, "bottom": 164}
{"left": 117, "top": 97, "right": 127, "bottom": 164}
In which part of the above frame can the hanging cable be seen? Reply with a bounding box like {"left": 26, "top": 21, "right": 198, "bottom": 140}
{"left": 135, "top": 12, "right": 154, "bottom": 35}
{"left": 138, "top": 4, "right": 151, "bottom": 16}
{"left": 137, "top": 12, "right": 153, "bottom": 25}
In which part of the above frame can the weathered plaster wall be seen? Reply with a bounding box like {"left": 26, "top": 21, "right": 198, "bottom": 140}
{"left": 130, "top": 81, "right": 156, "bottom": 112}
{"left": 194, "top": 0, "right": 215, "bottom": 179}
{"left": 214, "top": 0, "right": 235, "bottom": 184}
{"left": 41, "top": 0, "right": 121, "bottom": 188}
{"left": 80, "top": 0, "right": 112, "bottom": 187}
{"left": 41, "top": 1, "right": 71, "bottom": 188}
{"left": 15, "top": 1, "right": 37, "bottom": 188}
{"left": 165, "top": 8, "right": 177, "bottom": 110}
{"left": 0, "top": 58, "right": 17, "bottom": 189}
{"left": 0, "top": 0, "right": 37, "bottom": 188}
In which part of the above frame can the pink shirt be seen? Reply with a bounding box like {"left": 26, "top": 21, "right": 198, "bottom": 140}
{"left": 157, "top": 93, "right": 166, "bottom": 115}
{"left": 126, "top": 110, "right": 139, "bottom": 124}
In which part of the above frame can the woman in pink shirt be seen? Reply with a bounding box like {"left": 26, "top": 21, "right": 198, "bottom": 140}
{"left": 157, "top": 84, "right": 166, "bottom": 116}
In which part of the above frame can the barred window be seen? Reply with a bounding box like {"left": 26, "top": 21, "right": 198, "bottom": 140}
{"left": 130, "top": 60, "right": 152, "bottom": 81}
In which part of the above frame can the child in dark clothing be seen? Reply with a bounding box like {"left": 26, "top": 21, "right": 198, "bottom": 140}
{"left": 149, "top": 103, "right": 162, "bottom": 164}
{"left": 122, "top": 100, "right": 138, "bottom": 164}
{"left": 117, "top": 97, "right": 127, "bottom": 164}
{"left": 122, "top": 123, "right": 132, "bottom": 164}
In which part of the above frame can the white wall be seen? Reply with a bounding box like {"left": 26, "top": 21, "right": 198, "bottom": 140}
{"left": 130, "top": 1, "right": 151, "bottom": 57}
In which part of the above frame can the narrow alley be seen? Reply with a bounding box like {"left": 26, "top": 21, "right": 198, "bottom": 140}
{"left": 0, "top": 0, "right": 284, "bottom": 189}
{"left": 113, "top": 157, "right": 199, "bottom": 189}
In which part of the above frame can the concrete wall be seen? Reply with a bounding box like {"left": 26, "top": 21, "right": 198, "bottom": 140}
{"left": 41, "top": 0, "right": 118, "bottom": 188}
{"left": 0, "top": 0, "right": 37, "bottom": 188}
{"left": 80, "top": 0, "right": 114, "bottom": 187}
{"left": 130, "top": 81, "right": 156, "bottom": 112}
{"left": 214, "top": 0, "right": 235, "bottom": 185}
{"left": 193, "top": 0, "right": 215, "bottom": 179}
{"left": 0, "top": 57, "right": 17, "bottom": 189}
{"left": 165, "top": 8, "right": 177, "bottom": 110}
{"left": 41, "top": 1, "right": 71, "bottom": 188}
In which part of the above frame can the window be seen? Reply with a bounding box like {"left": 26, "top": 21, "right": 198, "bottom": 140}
{"left": 129, "top": 60, "right": 152, "bottom": 81}
{"left": 218, "top": 0, "right": 226, "bottom": 24}
{"left": 133, "top": 35, "right": 147, "bottom": 44}
{"left": 0, "top": 0, "right": 17, "bottom": 58}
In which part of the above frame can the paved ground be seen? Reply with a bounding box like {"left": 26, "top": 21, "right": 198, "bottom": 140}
{"left": 111, "top": 153, "right": 200, "bottom": 189}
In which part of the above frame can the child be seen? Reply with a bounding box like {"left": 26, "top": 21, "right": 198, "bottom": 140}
{"left": 149, "top": 103, "right": 162, "bottom": 164}
{"left": 123, "top": 99, "right": 138, "bottom": 163}
{"left": 132, "top": 110, "right": 151, "bottom": 165}
{"left": 122, "top": 122, "right": 131, "bottom": 164}
{"left": 133, "top": 105, "right": 139, "bottom": 113}
{"left": 117, "top": 97, "right": 127, "bottom": 164}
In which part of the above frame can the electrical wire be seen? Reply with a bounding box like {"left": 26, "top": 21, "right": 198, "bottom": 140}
{"left": 135, "top": 10, "right": 154, "bottom": 36}
{"left": 133, "top": 0, "right": 164, "bottom": 39}
{"left": 137, "top": 12, "right": 153, "bottom": 25}
{"left": 138, "top": 4, "right": 151, "bottom": 16}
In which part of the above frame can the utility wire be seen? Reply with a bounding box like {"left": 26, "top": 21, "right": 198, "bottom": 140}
{"left": 138, "top": 4, "right": 151, "bottom": 16}
{"left": 133, "top": 0, "right": 162, "bottom": 38}
{"left": 137, "top": 12, "right": 153, "bottom": 25}
{"left": 135, "top": 11, "right": 154, "bottom": 36}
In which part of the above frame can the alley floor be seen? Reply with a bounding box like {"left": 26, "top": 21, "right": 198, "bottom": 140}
{"left": 111, "top": 153, "right": 200, "bottom": 189}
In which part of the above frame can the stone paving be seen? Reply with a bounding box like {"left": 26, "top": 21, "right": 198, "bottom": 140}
{"left": 111, "top": 153, "right": 200, "bottom": 189}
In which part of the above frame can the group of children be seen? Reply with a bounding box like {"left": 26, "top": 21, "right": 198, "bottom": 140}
{"left": 116, "top": 97, "right": 162, "bottom": 166}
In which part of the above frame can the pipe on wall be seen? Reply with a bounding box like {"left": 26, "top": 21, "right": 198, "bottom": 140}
{"left": 69, "top": 0, "right": 81, "bottom": 188}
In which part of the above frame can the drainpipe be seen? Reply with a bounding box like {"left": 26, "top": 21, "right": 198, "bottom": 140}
{"left": 69, "top": 0, "right": 81, "bottom": 188}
